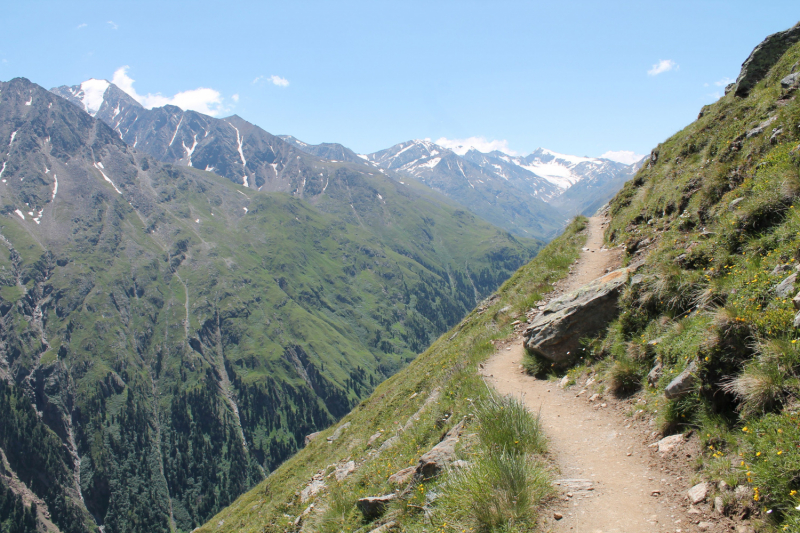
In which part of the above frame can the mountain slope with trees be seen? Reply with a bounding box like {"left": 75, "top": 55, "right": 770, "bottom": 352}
{"left": 0, "top": 77, "right": 539, "bottom": 533}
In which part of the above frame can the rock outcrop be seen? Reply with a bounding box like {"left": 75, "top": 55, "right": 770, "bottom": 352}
{"left": 356, "top": 494, "right": 396, "bottom": 520}
{"left": 416, "top": 419, "right": 466, "bottom": 479}
{"left": 664, "top": 361, "right": 698, "bottom": 400}
{"left": 734, "top": 21, "right": 800, "bottom": 97}
{"left": 523, "top": 268, "right": 629, "bottom": 364}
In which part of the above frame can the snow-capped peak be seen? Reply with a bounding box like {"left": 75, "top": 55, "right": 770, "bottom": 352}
{"left": 510, "top": 148, "right": 606, "bottom": 190}
{"left": 69, "top": 79, "right": 111, "bottom": 116}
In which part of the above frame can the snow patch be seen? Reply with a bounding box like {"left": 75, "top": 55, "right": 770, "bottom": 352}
{"left": 418, "top": 157, "right": 441, "bottom": 169}
{"left": 183, "top": 134, "right": 198, "bottom": 166}
{"left": 243, "top": 207, "right": 248, "bottom": 213}
{"left": 0, "top": 162, "right": 6, "bottom": 178}
{"left": 357, "top": 154, "right": 369, "bottom": 160}
{"left": 94, "top": 162, "right": 122, "bottom": 194}
{"left": 9, "top": 131, "right": 17, "bottom": 145}
{"left": 52, "top": 174, "right": 58, "bottom": 201}
{"left": 25, "top": 97, "right": 32, "bottom": 106}
{"left": 169, "top": 116, "right": 183, "bottom": 147}
{"left": 14, "top": 209, "right": 25, "bottom": 220}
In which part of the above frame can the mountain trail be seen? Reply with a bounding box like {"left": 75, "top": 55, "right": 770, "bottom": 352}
{"left": 482, "top": 216, "right": 723, "bottom": 533}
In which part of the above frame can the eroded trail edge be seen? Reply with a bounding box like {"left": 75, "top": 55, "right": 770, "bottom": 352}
{"left": 482, "top": 217, "right": 700, "bottom": 533}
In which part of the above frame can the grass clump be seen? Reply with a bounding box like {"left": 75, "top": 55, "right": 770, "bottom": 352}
{"left": 440, "top": 450, "right": 550, "bottom": 532}
{"left": 437, "top": 393, "right": 552, "bottom": 532}
{"left": 476, "top": 394, "right": 546, "bottom": 455}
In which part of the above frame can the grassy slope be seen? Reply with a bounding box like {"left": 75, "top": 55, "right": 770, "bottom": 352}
{"left": 198, "top": 217, "right": 587, "bottom": 533}
{"left": 579, "top": 40, "right": 800, "bottom": 531}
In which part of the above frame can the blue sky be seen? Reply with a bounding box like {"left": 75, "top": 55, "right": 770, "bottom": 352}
{"left": 2, "top": 1, "right": 799, "bottom": 161}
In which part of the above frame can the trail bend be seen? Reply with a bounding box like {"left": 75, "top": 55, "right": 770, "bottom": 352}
{"left": 482, "top": 216, "right": 710, "bottom": 533}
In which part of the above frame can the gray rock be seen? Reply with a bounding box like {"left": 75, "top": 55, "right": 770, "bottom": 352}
{"left": 387, "top": 466, "right": 415, "bottom": 485}
{"left": 775, "top": 272, "right": 797, "bottom": 298}
{"left": 368, "top": 522, "right": 397, "bottom": 533}
{"left": 794, "top": 311, "right": 800, "bottom": 329}
{"left": 300, "top": 478, "right": 325, "bottom": 503}
{"left": 304, "top": 432, "right": 321, "bottom": 446}
{"left": 781, "top": 72, "right": 800, "bottom": 89}
{"left": 688, "top": 482, "right": 709, "bottom": 504}
{"left": 714, "top": 495, "right": 725, "bottom": 514}
{"left": 334, "top": 460, "right": 356, "bottom": 482}
{"left": 523, "top": 268, "right": 629, "bottom": 364}
{"left": 416, "top": 419, "right": 466, "bottom": 479}
{"left": 367, "top": 431, "right": 383, "bottom": 446}
{"left": 746, "top": 115, "right": 777, "bottom": 138}
{"left": 793, "top": 291, "right": 800, "bottom": 310}
{"left": 378, "top": 435, "right": 399, "bottom": 452}
{"left": 772, "top": 264, "right": 793, "bottom": 275}
{"left": 734, "top": 22, "right": 800, "bottom": 97}
{"left": 647, "top": 362, "right": 663, "bottom": 387}
{"left": 653, "top": 434, "right": 684, "bottom": 455}
{"left": 356, "top": 494, "right": 396, "bottom": 520}
{"left": 698, "top": 522, "right": 714, "bottom": 531}
{"left": 327, "top": 421, "right": 351, "bottom": 442}
{"left": 729, "top": 197, "right": 744, "bottom": 210}
{"left": 665, "top": 361, "right": 698, "bottom": 400}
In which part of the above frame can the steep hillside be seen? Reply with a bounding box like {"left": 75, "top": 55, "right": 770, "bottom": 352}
{"left": 575, "top": 22, "right": 800, "bottom": 532}
{"left": 0, "top": 77, "right": 540, "bottom": 533}
{"left": 196, "top": 217, "right": 587, "bottom": 533}
{"left": 201, "top": 21, "right": 800, "bottom": 533}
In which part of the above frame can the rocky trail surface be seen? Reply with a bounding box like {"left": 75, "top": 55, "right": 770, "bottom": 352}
{"left": 482, "top": 216, "right": 738, "bottom": 533}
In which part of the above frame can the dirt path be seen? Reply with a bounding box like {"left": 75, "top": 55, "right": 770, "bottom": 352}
{"left": 481, "top": 217, "right": 705, "bottom": 533}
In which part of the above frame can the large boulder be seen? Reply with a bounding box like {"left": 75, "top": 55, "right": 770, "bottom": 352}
{"left": 523, "top": 268, "right": 630, "bottom": 364}
{"left": 734, "top": 22, "right": 800, "bottom": 97}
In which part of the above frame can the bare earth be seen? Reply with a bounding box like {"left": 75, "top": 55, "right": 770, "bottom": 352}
{"left": 481, "top": 217, "right": 726, "bottom": 533}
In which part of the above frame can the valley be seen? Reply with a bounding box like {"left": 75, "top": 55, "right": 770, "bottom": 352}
{"left": 3, "top": 9, "right": 799, "bottom": 533}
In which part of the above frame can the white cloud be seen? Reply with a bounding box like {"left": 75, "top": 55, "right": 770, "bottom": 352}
{"left": 269, "top": 75, "right": 289, "bottom": 87}
{"left": 76, "top": 23, "right": 87, "bottom": 29}
{"left": 714, "top": 77, "right": 734, "bottom": 87}
{"left": 647, "top": 59, "right": 678, "bottom": 76}
{"left": 232, "top": 93, "right": 239, "bottom": 102}
{"left": 434, "top": 136, "right": 517, "bottom": 156}
{"left": 112, "top": 66, "right": 225, "bottom": 116}
{"left": 107, "top": 20, "right": 118, "bottom": 30}
{"left": 600, "top": 150, "right": 645, "bottom": 165}
{"left": 252, "top": 75, "right": 264, "bottom": 84}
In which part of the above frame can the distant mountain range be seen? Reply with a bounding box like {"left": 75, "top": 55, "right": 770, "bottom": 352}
{"left": 52, "top": 80, "right": 642, "bottom": 240}
{"left": 285, "top": 138, "right": 643, "bottom": 237}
